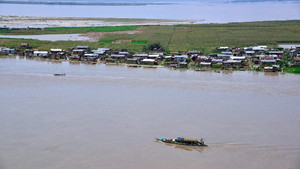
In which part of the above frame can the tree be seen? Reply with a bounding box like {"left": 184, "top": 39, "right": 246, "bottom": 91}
{"left": 143, "top": 42, "right": 164, "bottom": 52}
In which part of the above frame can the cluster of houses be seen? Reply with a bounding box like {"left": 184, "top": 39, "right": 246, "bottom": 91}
{"left": 1, "top": 43, "right": 300, "bottom": 72}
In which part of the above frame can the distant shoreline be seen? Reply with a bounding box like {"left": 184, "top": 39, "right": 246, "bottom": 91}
{"left": 0, "top": 15, "right": 197, "bottom": 28}
{"left": 0, "top": 0, "right": 175, "bottom": 6}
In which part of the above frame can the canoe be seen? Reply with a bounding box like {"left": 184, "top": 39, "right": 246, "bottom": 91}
{"left": 54, "top": 73, "right": 65, "bottom": 76}
{"left": 156, "top": 137, "right": 207, "bottom": 146}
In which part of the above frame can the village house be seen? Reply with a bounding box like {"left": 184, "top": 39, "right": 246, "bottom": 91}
{"left": 221, "top": 51, "right": 232, "bottom": 55}
{"left": 272, "top": 65, "right": 280, "bottom": 71}
{"left": 174, "top": 55, "right": 188, "bottom": 62}
{"left": 187, "top": 51, "right": 201, "bottom": 56}
{"left": 20, "top": 43, "right": 29, "bottom": 48}
{"left": 230, "top": 56, "right": 246, "bottom": 61}
{"left": 84, "top": 53, "right": 99, "bottom": 58}
{"left": 251, "top": 55, "right": 260, "bottom": 64}
{"left": 126, "top": 58, "right": 138, "bottom": 64}
{"left": 179, "top": 61, "right": 188, "bottom": 68}
{"left": 196, "top": 56, "right": 209, "bottom": 63}
{"left": 25, "top": 49, "right": 35, "bottom": 56}
{"left": 223, "top": 60, "right": 242, "bottom": 68}
{"left": 218, "top": 47, "right": 229, "bottom": 51}
{"left": 140, "top": 58, "right": 157, "bottom": 65}
{"left": 70, "top": 55, "right": 80, "bottom": 60}
{"left": 261, "top": 59, "right": 276, "bottom": 65}
{"left": 83, "top": 53, "right": 98, "bottom": 62}
{"left": 245, "top": 51, "right": 255, "bottom": 56}
{"left": 164, "top": 55, "right": 173, "bottom": 61}
{"left": 152, "top": 52, "right": 164, "bottom": 57}
{"left": 1, "top": 48, "right": 16, "bottom": 54}
{"left": 0, "top": 47, "right": 5, "bottom": 54}
{"left": 209, "top": 53, "right": 218, "bottom": 58}
{"left": 92, "top": 48, "right": 110, "bottom": 56}
{"left": 200, "top": 62, "right": 211, "bottom": 67}
{"left": 211, "top": 58, "right": 223, "bottom": 65}
{"left": 133, "top": 53, "right": 149, "bottom": 60}
{"left": 110, "top": 54, "right": 126, "bottom": 60}
{"left": 34, "top": 51, "right": 48, "bottom": 57}
{"left": 278, "top": 44, "right": 300, "bottom": 50}
{"left": 217, "top": 54, "right": 231, "bottom": 60}
{"left": 293, "top": 57, "right": 300, "bottom": 63}
{"left": 72, "top": 49, "right": 85, "bottom": 56}
{"left": 53, "top": 49, "right": 64, "bottom": 55}
{"left": 148, "top": 54, "right": 160, "bottom": 60}
{"left": 268, "top": 51, "right": 284, "bottom": 57}
{"left": 170, "top": 51, "right": 181, "bottom": 55}
{"left": 151, "top": 53, "right": 164, "bottom": 60}
{"left": 290, "top": 50, "right": 299, "bottom": 57}
{"left": 234, "top": 51, "right": 244, "bottom": 56}
{"left": 77, "top": 46, "right": 89, "bottom": 51}
{"left": 268, "top": 54, "right": 279, "bottom": 60}
{"left": 119, "top": 51, "right": 129, "bottom": 55}
{"left": 50, "top": 49, "right": 65, "bottom": 59}
{"left": 264, "top": 65, "right": 280, "bottom": 72}
{"left": 92, "top": 50, "right": 105, "bottom": 60}
{"left": 264, "top": 67, "right": 274, "bottom": 72}
{"left": 105, "top": 58, "right": 115, "bottom": 63}
{"left": 252, "top": 46, "right": 267, "bottom": 52}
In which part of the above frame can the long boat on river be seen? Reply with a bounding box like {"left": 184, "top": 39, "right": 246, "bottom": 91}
{"left": 156, "top": 137, "right": 207, "bottom": 146}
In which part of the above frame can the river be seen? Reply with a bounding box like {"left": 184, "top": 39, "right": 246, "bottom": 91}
{"left": 0, "top": 56, "right": 299, "bottom": 169}
{"left": 0, "top": 0, "right": 299, "bottom": 23}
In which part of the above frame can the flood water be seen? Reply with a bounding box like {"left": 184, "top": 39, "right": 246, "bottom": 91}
{"left": 0, "top": 34, "right": 91, "bottom": 41}
{"left": 0, "top": 0, "right": 299, "bottom": 23}
{"left": 0, "top": 56, "right": 299, "bottom": 169}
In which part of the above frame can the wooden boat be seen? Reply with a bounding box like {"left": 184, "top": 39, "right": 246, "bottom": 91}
{"left": 127, "top": 64, "right": 141, "bottom": 68}
{"left": 156, "top": 137, "right": 207, "bottom": 146}
{"left": 54, "top": 73, "right": 66, "bottom": 76}
{"left": 195, "top": 69, "right": 206, "bottom": 72}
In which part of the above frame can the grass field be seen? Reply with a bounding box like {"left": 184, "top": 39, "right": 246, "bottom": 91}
{"left": 131, "top": 40, "right": 148, "bottom": 44}
{"left": 98, "top": 40, "right": 113, "bottom": 44}
{"left": 284, "top": 66, "right": 300, "bottom": 74}
{"left": 1, "top": 20, "right": 300, "bottom": 54}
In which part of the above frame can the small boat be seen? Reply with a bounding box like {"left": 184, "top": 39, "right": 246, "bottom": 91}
{"left": 156, "top": 137, "right": 207, "bottom": 146}
{"left": 54, "top": 73, "right": 66, "bottom": 76}
{"left": 127, "top": 65, "right": 141, "bottom": 68}
{"left": 195, "top": 69, "right": 206, "bottom": 72}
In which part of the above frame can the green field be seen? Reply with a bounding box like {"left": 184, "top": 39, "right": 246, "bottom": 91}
{"left": 1, "top": 20, "right": 300, "bottom": 54}
{"left": 284, "top": 66, "right": 300, "bottom": 74}
{"left": 131, "top": 40, "right": 148, "bottom": 44}
{"left": 98, "top": 40, "right": 113, "bottom": 44}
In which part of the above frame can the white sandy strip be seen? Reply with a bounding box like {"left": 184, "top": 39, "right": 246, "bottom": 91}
{"left": 0, "top": 15, "right": 198, "bottom": 28}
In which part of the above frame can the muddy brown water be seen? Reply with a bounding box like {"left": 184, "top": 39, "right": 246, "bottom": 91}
{"left": 0, "top": 57, "right": 299, "bottom": 169}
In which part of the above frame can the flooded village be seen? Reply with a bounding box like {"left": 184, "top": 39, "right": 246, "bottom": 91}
{"left": 1, "top": 43, "right": 300, "bottom": 73}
